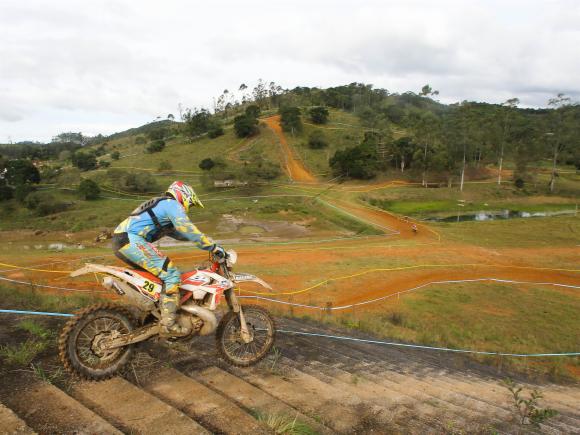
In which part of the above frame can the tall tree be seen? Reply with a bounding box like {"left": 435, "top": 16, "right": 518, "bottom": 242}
{"left": 496, "top": 98, "right": 520, "bottom": 184}
{"left": 412, "top": 112, "right": 441, "bottom": 186}
{"left": 546, "top": 93, "right": 576, "bottom": 192}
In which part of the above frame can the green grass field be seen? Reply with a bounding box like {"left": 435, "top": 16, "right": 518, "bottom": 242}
{"left": 321, "top": 282, "right": 580, "bottom": 379}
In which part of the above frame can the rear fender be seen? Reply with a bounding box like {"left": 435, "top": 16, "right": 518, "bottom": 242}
{"left": 71, "top": 263, "right": 162, "bottom": 302}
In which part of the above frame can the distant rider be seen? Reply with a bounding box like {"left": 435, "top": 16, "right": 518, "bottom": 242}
{"left": 112, "top": 181, "right": 225, "bottom": 337}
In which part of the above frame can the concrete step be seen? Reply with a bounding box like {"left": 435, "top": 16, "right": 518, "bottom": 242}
{"left": 143, "top": 367, "right": 271, "bottom": 435}
{"left": 1, "top": 381, "right": 121, "bottom": 434}
{"left": 227, "top": 361, "right": 406, "bottom": 434}
{"left": 0, "top": 402, "right": 36, "bottom": 435}
{"left": 285, "top": 333, "right": 579, "bottom": 433}
{"left": 72, "top": 377, "right": 209, "bottom": 434}
{"left": 191, "top": 366, "right": 332, "bottom": 435}
{"left": 286, "top": 337, "right": 502, "bottom": 424}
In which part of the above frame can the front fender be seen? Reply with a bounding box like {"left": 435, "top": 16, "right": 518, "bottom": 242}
{"left": 232, "top": 272, "right": 272, "bottom": 290}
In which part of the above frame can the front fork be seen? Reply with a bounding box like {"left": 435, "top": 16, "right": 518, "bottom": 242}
{"left": 225, "top": 288, "right": 253, "bottom": 344}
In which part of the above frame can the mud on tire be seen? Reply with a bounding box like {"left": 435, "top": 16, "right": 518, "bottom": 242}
{"left": 58, "top": 303, "right": 136, "bottom": 380}
{"left": 216, "top": 305, "right": 276, "bottom": 367}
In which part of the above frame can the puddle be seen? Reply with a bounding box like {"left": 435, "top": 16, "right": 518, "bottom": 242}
{"left": 238, "top": 225, "right": 267, "bottom": 235}
{"left": 424, "top": 209, "right": 577, "bottom": 223}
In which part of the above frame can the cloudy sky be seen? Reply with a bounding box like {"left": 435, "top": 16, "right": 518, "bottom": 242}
{"left": 1, "top": 0, "right": 579, "bottom": 142}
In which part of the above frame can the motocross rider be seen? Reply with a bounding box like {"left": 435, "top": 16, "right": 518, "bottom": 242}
{"left": 112, "top": 181, "right": 225, "bottom": 337}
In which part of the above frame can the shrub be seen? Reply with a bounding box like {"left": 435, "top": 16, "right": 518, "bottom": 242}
{"left": 309, "top": 106, "right": 329, "bottom": 124}
{"left": 99, "top": 160, "right": 111, "bottom": 168}
{"left": 147, "top": 127, "right": 168, "bottom": 141}
{"left": 122, "top": 172, "right": 159, "bottom": 193}
{"left": 146, "top": 140, "right": 166, "bottom": 153}
{"left": 244, "top": 159, "right": 281, "bottom": 181}
{"left": 308, "top": 130, "right": 328, "bottom": 149}
{"left": 245, "top": 104, "right": 261, "bottom": 119}
{"left": 234, "top": 115, "right": 258, "bottom": 138}
{"left": 199, "top": 158, "right": 215, "bottom": 170}
{"left": 135, "top": 136, "right": 147, "bottom": 145}
{"left": 157, "top": 160, "right": 172, "bottom": 172}
{"left": 0, "top": 339, "right": 48, "bottom": 366}
{"left": 110, "top": 151, "right": 120, "bottom": 160}
{"left": 208, "top": 125, "right": 224, "bottom": 138}
{"left": 78, "top": 179, "right": 100, "bottom": 200}
{"left": 0, "top": 184, "right": 14, "bottom": 201}
{"left": 24, "top": 192, "right": 70, "bottom": 216}
{"left": 14, "top": 184, "right": 35, "bottom": 202}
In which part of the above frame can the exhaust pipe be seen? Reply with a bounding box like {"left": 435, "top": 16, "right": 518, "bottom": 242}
{"left": 180, "top": 303, "right": 218, "bottom": 336}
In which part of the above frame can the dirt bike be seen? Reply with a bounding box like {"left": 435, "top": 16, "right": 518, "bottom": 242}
{"left": 58, "top": 250, "right": 276, "bottom": 380}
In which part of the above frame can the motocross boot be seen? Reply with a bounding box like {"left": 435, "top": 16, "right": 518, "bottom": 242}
{"left": 159, "top": 292, "right": 191, "bottom": 337}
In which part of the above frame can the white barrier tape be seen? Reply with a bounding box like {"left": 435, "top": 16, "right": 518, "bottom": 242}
{"left": 240, "top": 278, "right": 580, "bottom": 310}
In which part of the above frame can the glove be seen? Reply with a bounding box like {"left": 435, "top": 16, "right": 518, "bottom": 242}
{"left": 212, "top": 245, "right": 226, "bottom": 259}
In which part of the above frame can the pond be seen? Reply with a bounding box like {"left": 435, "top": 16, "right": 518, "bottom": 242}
{"left": 424, "top": 209, "right": 577, "bottom": 223}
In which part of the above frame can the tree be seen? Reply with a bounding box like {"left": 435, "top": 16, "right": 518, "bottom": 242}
{"left": 4, "top": 159, "right": 40, "bottom": 185}
{"left": 78, "top": 179, "right": 100, "bottom": 200}
{"left": 199, "top": 158, "right": 215, "bottom": 170}
{"left": 234, "top": 114, "right": 258, "bottom": 138}
{"left": 279, "top": 106, "right": 302, "bottom": 134}
{"left": 309, "top": 106, "right": 329, "bottom": 124}
{"left": 496, "top": 98, "right": 520, "bottom": 184}
{"left": 71, "top": 151, "right": 98, "bottom": 171}
{"left": 308, "top": 130, "right": 328, "bottom": 149}
{"left": 419, "top": 84, "right": 439, "bottom": 97}
{"left": 52, "top": 132, "right": 85, "bottom": 145}
{"left": 167, "top": 114, "right": 175, "bottom": 121}
{"left": 182, "top": 108, "right": 212, "bottom": 138}
{"left": 146, "top": 140, "right": 166, "bottom": 153}
{"left": 110, "top": 151, "right": 120, "bottom": 160}
{"left": 546, "top": 93, "right": 577, "bottom": 193}
{"left": 330, "top": 142, "right": 379, "bottom": 179}
{"left": 412, "top": 112, "right": 441, "bottom": 186}
{"left": 391, "top": 137, "right": 417, "bottom": 173}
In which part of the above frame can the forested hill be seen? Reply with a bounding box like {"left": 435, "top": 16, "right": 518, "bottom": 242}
{"left": 1, "top": 82, "right": 579, "bottom": 200}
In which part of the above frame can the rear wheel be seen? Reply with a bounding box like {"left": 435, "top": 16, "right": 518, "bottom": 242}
{"left": 58, "top": 303, "right": 136, "bottom": 380}
{"left": 216, "top": 305, "right": 276, "bottom": 367}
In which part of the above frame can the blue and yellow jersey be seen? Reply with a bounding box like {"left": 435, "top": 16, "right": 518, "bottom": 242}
{"left": 115, "top": 197, "right": 214, "bottom": 250}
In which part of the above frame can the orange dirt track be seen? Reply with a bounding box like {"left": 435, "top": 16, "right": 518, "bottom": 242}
{"left": 264, "top": 115, "right": 317, "bottom": 183}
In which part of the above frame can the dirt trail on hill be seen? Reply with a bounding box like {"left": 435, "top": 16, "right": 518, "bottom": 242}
{"left": 263, "top": 115, "right": 317, "bottom": 183}
{"left": 324, "top": 197, "right": 435, "bottom": 240}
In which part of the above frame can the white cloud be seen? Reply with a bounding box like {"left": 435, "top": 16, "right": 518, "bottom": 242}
{"left": 0, "top": 0, "right": 579, "bottom": 141}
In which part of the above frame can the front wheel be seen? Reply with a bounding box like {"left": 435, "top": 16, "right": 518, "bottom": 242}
{"left": 58, "top": 303, "right": 136, "bottom": 380}
{"left": 216, "top": 305, "right": 276, "bottom": 367}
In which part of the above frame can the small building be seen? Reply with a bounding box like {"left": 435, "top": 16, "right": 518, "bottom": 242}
{"left": 214, "top": 180, "right": 248, "bottom": 188}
